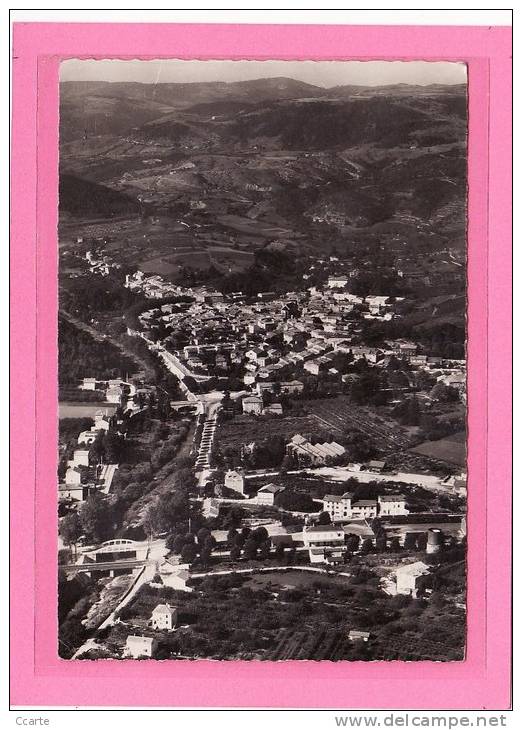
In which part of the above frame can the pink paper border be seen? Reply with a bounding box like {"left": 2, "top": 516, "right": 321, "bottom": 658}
{"left": 10, "top": 23, "right": 512, "bottom": 708}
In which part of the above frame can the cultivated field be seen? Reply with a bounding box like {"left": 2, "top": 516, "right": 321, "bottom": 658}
{"left": 215, "top": 413, "right": 320, "bottom": 450}
{"left": 302, "top": 397, "right": 414, "bottom": 452}
{"left": 217, "top": 214, "right": 300, "bottom": 239}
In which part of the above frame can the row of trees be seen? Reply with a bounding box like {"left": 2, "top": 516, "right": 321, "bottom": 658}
{"left": 164, "top": 524, "right": 302, "bottom": 566}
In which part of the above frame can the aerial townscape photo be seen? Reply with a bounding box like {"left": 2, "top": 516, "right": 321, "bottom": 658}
{"left": 57, "top": 59, "right": 468, "bottom": 663}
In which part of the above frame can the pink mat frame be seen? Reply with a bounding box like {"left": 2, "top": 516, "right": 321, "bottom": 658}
{"left": 10, "top": 22, "right": 512, "bottom": 708}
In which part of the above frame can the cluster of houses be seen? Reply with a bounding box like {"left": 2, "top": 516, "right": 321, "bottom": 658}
{"left": 84, "top": 249, "right": 122, "bottom": 277}
{"left": 209, "top": 465, "right": 410, "bottom": 520}
{"left": 126, "top": 272, "right": 465, "bottom": 403}
{"left": 60, "top": 409, "right": 118, "bottom": 502}
{"left": 202, "top": 469, "right": 287, "bottom": 508}
{"left": 79, "top": 376, "right": 140, "bottom": 409}
{"left": 59, "top": 378, "right": 147, "bottom": 503}
{"left": 128, "top": 276, "right": 402, "bottom": 385}
{"left": 301, "top": 522, "right": 448, "bottom": 569}
{"left": 125, "top": 271, "right": 190, "bottom": 299}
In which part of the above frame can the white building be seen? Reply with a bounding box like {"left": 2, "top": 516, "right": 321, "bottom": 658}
{"left": 202, "top": 497, "right": 221, "bottom": 518}
{"left": 80, "top": 378, "right": 97, "bottom": 391}
{"left": 365, "top": 295, "right": 390, "bottom": 315}
{"left": 69, "top": 449, "right": 90, "bottom": 468}
{"left": 94, "top": 412, "right": 111, "bottom": 431}
{"left": 333, "top": 292, "right": 362, "bottom": 304}
{"left": 77, "top": 430, "right": 99, "bottom": 445}
{"left": 158, "top": 567, "right": 193, "bottom": 593}
{"left": 351, "top": 500, "right": 378, "bottom": 520}
{"left": 378, "top": 494, "right": 409, "bottom": 517}
{"left": 286, "top": 434, "right": 345, "bottom": 466}
{"left": 327, "top": 276, "right": 350, "bottom": 289}
{"left": 224, "top": 469, "right": 246, "bottom": 496}
{"left": 348, "top": 630, "right": 371, "bottom": 642}
{"left": 302, "top": 524, "right": 346, "bottom": 564}
{"left": 242, "top": 396, "right": 264, "bottom": 415}
{"left": 322, "top": 493, "right": 353, "bottom": 521}
{"left": 65, "top": 466, "right": 82, "bottom": 486}
{"left": 59, "top": 482, "right": 88, "bottom": 502}
{"left": 394, "top": 561, "right": 431, "bottom": 598}
{"left": 151, "top": 604, "right": 177, "bottom": 631}
{"left": 124, "top": 635, "right": 158, "bottom": 659}
{"left": 106, "top": 386, "right": 122, "bottom": 404}
{"left": 257, "top": 483, "right": 285, "bottom": 506}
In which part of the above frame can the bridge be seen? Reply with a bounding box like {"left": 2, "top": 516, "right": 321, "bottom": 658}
{"left": 70, "top": 539, "right": 150, "bottom": 575}
{"left": 62, "top": 539, "right": 151, "bottom": 577}
{"left": 62, "top": 557, "right": 148, "bottom": 578}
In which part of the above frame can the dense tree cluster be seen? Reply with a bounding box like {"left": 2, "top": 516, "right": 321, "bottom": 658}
{"left": 58, "top": 317, "right": 138, "bottom": 384}
{"left": 60, "top": 271, "right": 139, "bottom": 318}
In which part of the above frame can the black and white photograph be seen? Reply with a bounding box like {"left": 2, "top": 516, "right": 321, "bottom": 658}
{"left": 57, "top": 58, "right": 468, "bottom": 663}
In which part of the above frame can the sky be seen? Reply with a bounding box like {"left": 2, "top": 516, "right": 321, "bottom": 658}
{"left": 60, "top": 59, "right": 467, "bottom": 87}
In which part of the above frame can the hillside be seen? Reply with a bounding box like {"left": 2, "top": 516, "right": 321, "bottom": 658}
{"left": 59, "top": 174, "right": 140, "bottom": 217}
{"left": 60, "top": 77, "right": 327, "bottom": 141}
{"left": 59, "top": 78, "right": 467, "bottom": 264}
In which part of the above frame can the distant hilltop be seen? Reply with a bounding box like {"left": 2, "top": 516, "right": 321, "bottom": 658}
{"left": 60, "top": 76, "right": 467, "bottom": 106}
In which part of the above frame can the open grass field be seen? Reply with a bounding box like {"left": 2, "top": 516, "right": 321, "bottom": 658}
{"left": 409, "top": 431, "right": 466, "bottom": 467}
{"left": 139, "top": 256, "right": 181, "bottom": 275}
{"left": 244, "top": 570, "right": 349, "bottom": 592}
{"left": 208, "top": 246, "right": 254, "bottom": 272}
{"left": 137, "top": 244, "right": 254, "bottom": 277}
{"left": 217, "top": 214, "right": 298, "bottom": 239}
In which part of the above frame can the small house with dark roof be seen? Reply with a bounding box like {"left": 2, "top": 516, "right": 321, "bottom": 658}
{"left": 367, "top": 460, "right": 386, "bottom": 473}
{"left": 257, "top": 483, "right": 286, "bottom": 506}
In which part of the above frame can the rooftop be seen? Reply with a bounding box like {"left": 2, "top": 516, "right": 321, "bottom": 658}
{"left": 324, "top": 492, "right": 352, "bottom": 502}
{"left": 395, "top": 561, "right": 430, "bottom": 578}
{"left": 126, "top": 635, "right": 155, "bottom": 646}
{"left": 152, "top": 604, "right": 177, "bottom": 616}
{"left": 258, "top": 483, "right": 286, "bottom": 494}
